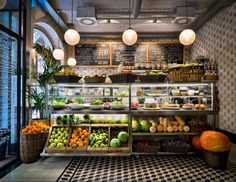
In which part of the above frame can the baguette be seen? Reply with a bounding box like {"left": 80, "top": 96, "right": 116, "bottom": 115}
{"left": 163, "top": 117, "right": 168, "bottom": 132}
{"left": 183, "top": 125, "right": 190, "bottom": 132}
{"left": 157, "top": 125, "right": 163, "bottom": 132}
{"left": 170, "top": 121, "right": 179, "bottom": 126}
{"left": 175, "top": 116, "right": 185, "bottom": 126}
{"left": 167, "top": 126, "right": 173, "bottom": 132}
{"left": 159, "top": 117, "right": 164, "bottom": 125}
{"left": 178, "top": 125, "right": 184, "bottom": 132}
{"left": 173, "top": 125, "right": 178, "bottom": 132}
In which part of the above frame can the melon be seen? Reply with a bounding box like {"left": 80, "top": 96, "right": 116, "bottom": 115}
{"left": 192, "top": 136, "right": 202, "bottom": 150}
{"left": 200, "top": 130, "right": 231, "bottom": 152}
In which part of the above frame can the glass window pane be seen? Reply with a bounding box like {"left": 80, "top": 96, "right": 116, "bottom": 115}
{"left": 0, "top": 30, "right": 18, "bottom": 154}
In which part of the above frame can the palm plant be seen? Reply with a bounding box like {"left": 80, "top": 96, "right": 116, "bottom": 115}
{"left": 28, "top": 43, "right": 66, "bottom": 119}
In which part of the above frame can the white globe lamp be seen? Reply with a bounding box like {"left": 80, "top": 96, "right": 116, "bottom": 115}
{"left": 0, "top": 0, "right": 7, "bottom": 9}
{"left": 179, "top": 29, "right": 196, "bottom": 45}
{"left": 122, "top": 28, "right": 138, "bottom": 46}
{"left": 67, "top": 58, "right": 77, "bottom": 66}
{"left": 53, "top": 48, "right": 64, "bottom": 60}
{"left": 64, "top": 29, "right": 80, "bottom": 46}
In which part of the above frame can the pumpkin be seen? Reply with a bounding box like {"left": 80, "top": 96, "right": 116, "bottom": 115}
{"left": 192, "top": 136, "right": 202, "bottom": 150}
{"left": 200, "top": 130, "right": 231, "bottom": 152}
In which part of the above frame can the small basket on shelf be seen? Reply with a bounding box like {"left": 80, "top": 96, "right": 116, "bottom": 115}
{"left": 138, "top": 74, "right": 167, "bottom": 83}
{"left": 168, "top": 64, "right": 204, "bottom": 82}
{"left": 84, "top": 74, "right": 106, "bottom": 83}
{"left": 53, "top": 75, "right": 82, "bottom": 83}
{"left": 109, "top": 73, "right": 137, "bottom": 83}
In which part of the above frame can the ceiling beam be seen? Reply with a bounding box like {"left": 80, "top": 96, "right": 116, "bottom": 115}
{"left": 132, "top": 0, "right": 142, "bottom": 18}
{"left": 191, "top": 0, "right": 235, "bottom": 30}
{"left": 79, "top": 32, "right": 179, "bottom": 39}
{"left": 36, "top": 0, "right": 68, "bottom": 31}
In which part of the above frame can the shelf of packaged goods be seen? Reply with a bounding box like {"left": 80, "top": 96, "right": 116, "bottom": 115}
{"left": 132, "top": 152, "right": 197, "bottom": 155}
{"left": 47, "top": 108, "right": 131, "bottom": 114}
{"left": 40, "top": 152, "right": 131, "bottom": 157}
{"left": 131, "top": 109, "right": 214, "bottom": 115}
{"left": 132, "top": 132, "right": 200, "bottom": 136}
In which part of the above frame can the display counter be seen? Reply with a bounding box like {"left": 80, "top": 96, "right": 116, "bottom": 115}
{"left": 40, "top": 82, "right": 216, "bottom": 156}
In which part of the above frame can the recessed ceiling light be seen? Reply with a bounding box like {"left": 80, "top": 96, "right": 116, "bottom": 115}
{"left": 155, "top": 20, "right": 162, "bottom": 23}
{"left": 145, "top": 20, "right": 155, "bottom": 23}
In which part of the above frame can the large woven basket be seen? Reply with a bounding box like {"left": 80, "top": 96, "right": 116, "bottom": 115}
{"left": 138, "top": 74, "right": 167, "bottom": 83}
{"left": 20, "top": 133, "right": 48, "bottom": 163}
{"left": 109, "top": 73, "right": 136, "bottom": 83}
{"left": 168, "top": 65, "right": 204, "bottom": 82}
{"left": 84, "top": 74, "right": 106, "bottom": 83}
{"left": 53, "top": 75, "right": 82, "bottom": 83}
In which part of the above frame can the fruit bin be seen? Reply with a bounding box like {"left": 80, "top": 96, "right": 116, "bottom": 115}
{"left": 67, "top": 125, "right": 90, "bottom": 153}
{"left": 87, "top": 124, "right": 109, "bottom": 153}
{"left": 45, "top": 126, "right": 71, "bottom": 153}
{"left": 109, "top": 125, "right": 130, "bottom": 153}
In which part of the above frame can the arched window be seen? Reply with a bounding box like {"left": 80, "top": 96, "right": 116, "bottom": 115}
{"left": 33, "top": 28, "right": 53, "bottom": 72}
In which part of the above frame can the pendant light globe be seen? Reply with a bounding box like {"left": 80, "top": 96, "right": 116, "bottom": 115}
{"left": 64, "top": 29, "right": 80, "bottom": 46}
{"left": 67, "top": 57, "right": 77, "bottom": 66}
{"left": 179, "top": 29, "right": 196, "bottom": 45}
{"left": 122, "top": 28, "right": 138, "bottom": 46}
{"left": 53, "top": 48, "right": 64, "bottom": 60}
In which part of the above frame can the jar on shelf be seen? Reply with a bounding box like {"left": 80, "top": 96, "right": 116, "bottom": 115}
{"left": 104, "top": 88, "right": 110, "bottom": 96}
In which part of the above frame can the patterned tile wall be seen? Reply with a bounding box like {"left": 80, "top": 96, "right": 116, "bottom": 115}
{"left": 190, "top": 2, "right": 236, "bottom": 133}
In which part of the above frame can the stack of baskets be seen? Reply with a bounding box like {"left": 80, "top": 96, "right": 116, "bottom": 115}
{"left": 168, "top": 64, "right": 204, "bottom": 82}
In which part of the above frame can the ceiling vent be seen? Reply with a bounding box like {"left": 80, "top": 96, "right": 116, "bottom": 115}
{"left": 172, "top": 6, "right": 196, "bottom": 25}
{"left": 77, "top": 7, "right": 97, "bottom": 26}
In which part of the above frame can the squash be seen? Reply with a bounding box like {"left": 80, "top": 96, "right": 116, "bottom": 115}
{"left": 192, "top": 136, "right": 202, "bottom": 150}
{"left": 200, "top": 131, "right": 231, "bottom": 152}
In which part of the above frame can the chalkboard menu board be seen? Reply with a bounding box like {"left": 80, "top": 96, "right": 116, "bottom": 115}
{"left": 112, "top": 44, "right": 146, "bottom": 65}
{"left": 75, "top": 44, "right": 110, "bottom": 65}
{"left": 148, "top": 44, "right": 183, "bottom": 64}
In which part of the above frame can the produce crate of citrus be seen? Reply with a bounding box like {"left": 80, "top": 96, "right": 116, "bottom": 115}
{"left": 67, "top": 127, "right": 89, "bottom": 152}
{"left": 22, "top": 122, "right": 50, "bottom": 135}
{"left": 46, "top": 127, "right": 70, "bottom": 153}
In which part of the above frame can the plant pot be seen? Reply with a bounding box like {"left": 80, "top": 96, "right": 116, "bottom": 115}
{"left": 203, "top": 150, "right": 229, "bottom": 169}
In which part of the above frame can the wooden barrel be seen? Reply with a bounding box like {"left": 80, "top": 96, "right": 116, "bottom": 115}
{"left": 20, "top": 133, "right": 43, "bottom": 163}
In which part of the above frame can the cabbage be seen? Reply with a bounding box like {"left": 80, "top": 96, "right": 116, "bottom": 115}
{"left": 132, "top": 120, "right": 140, "bottom": 132}
{"left": 140, "top": 120, "right": 151, "bottom": 132}
{"left": 110, "top": 138, "right": 121, "bottom": 148}
{"left": 118, "top": 131, "right": 128, "bottom": 143}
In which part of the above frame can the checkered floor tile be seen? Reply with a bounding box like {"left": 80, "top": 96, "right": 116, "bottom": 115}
{"left": 58, "top": 155, "right": 236, "bottom": 182}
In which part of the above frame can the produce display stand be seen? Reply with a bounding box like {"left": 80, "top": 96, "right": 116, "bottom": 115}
{"left": 41, "top": 82, "right": 216, "bottom": 156}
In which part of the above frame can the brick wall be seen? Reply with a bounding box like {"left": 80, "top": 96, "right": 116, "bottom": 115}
{"left": 190, "top": 2, "right": 236, "bottom": 133}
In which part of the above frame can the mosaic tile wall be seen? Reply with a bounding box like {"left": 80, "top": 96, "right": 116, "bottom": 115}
{"left": 191, "top": 2, "right": 236, "bottom": 133}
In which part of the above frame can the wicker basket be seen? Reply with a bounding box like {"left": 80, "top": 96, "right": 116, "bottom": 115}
{"left": 138, "top": 74, "right": 167, "bottom": 83}
{"left": 53, "top": 75, "right": 82, "bottom": 83}
{"left": 109, "top": 73, "right": 136, "bottom": 83}
{"left": 84, "top": 74, "right": 106, "bottom": 83}
{"left": 168, "top": 65, "right": 204, "bottom": 82}
{"left": 20, "top": 133, "right": 47, "bottom": 163}
{"left": 133, "top": 145, "right": 160, "bottom": 154}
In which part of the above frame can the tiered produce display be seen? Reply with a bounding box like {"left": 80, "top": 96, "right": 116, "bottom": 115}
{"left": 41, "top": 82, "right": 216, "bottom": 156}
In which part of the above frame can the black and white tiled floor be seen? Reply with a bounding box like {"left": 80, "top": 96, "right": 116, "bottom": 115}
{"left": 58, "top": 156, "right": 236, "bottom": 182}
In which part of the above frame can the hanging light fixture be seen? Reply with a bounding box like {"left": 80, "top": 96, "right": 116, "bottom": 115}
{"left": 67, "top": 57, "right": 77, "bottom": 66}
{"left": 0, "top": 0, "right": 7, "bottom": 9}
{"left": 122, "top": 0, "right": 138, "bottom": 46}
{"left": 53, "top": 11, "right": 64, "bottom": 60}
{"left": 64, "top": 0, "right": 80, "bottom": 45}
{"left": 179, "top": 0, "right": 196, "bottom": 45}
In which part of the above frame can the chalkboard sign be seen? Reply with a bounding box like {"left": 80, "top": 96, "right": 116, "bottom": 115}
{"left": 148, "top": 44, "right": 183, "bottom": 64}
{"left": 75, "top": 44, "right": 110, "bottom": 65}
{"left": 112, "top": 44, "right": 146, "bottom": 65}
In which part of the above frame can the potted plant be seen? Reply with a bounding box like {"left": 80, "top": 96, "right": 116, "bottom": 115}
{"left": 28, "top": 43, "right": 65, "bottom": 123}
{"left": 200, "top": 130, "right": 231, "bottom": 169}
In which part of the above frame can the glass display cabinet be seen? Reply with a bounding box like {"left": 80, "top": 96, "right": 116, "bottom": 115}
{"left": 41, "top": 82, "right": 216, "bottom": 156}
